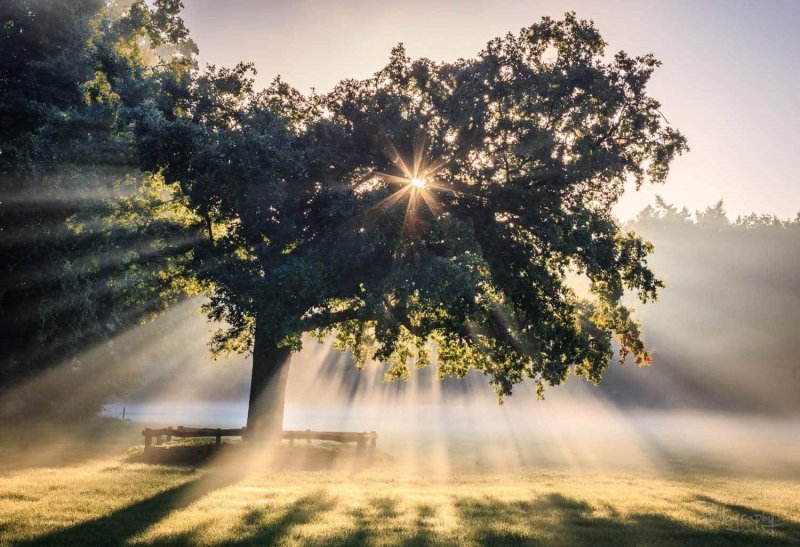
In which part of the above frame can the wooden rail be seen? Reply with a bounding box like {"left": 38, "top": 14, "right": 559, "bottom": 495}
{"left": 142, "top": 426, "right": 377, "bottom": 452}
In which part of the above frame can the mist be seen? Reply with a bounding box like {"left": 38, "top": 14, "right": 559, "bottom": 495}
{"left": 5, "top": 201, "right": 797, "bottom": 477}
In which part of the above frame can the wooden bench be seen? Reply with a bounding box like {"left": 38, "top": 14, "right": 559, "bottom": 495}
{"left": 142, "top": 426, "right": 377, "bottom": 452}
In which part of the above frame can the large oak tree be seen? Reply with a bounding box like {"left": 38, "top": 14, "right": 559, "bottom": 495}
{"left": 136, "top": 13, "right": 687, "bottom": 439}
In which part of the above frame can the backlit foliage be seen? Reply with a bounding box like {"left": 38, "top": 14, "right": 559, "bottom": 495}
{"left": 0, "top": 0, "right": 198, "bottom": 408}
{"left": 137, "top": 13, "right": 686, "bottom": 398}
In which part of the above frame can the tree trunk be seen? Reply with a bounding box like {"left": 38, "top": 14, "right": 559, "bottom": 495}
{"left": 245, "top": 316, "right": 292, "bottom": 442}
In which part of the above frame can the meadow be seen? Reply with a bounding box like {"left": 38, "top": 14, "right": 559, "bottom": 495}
{"left": 0, "top": 425, "right": 797, "bottom": 546}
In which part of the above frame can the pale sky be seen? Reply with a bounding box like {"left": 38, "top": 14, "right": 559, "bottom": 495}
{"left": 180, "top": 0, "right": 800, "bottom": 221}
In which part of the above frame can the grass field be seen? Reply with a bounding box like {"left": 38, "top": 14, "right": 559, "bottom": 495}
{"left": 0, "top": 427, "right": 797, "bottom": 546}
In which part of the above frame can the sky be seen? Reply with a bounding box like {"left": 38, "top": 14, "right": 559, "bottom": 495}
{"left": 179, "top": 0, "right": 800, "bottom": 221}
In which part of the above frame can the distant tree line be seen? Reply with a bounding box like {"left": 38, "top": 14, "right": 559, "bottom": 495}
{"left": 590, "top": 198, "right": 800, "bottom": 414}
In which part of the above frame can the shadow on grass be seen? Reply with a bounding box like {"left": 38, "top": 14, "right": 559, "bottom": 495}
{"left": 19, "top": 468, "right": 244, "bottom": 547}
{"left": 452, "top": 492, "right": 799, "bottom": 546}
{"left": 13, "top": 475, "right": 798, "bottom": 546}
{"left": 297, "top": 493, "right": 797, "bottom": 547}
{"left": 15, "top": 487, "right": 800, "bottom": 547}
{"left": 227, "top": 490, "right": 336, "bottom": 545}
{"left": 125, "top": 442, "right": 226, "bottom": 467}
{"left": 126, "top": 442, "right": 388, "bottom": 471}
{"left": 0, "top": 420, "right": 141, "bottom": 471}
{"left": 404, "top": 502, "right": 438, "bottom": 546}
{"left": 140, "top": 489, "right": 338, "bottom": 546}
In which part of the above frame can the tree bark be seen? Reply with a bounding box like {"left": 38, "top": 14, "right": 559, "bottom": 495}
{"left": 245, "top": 316, "right": 292, "bottom": 442}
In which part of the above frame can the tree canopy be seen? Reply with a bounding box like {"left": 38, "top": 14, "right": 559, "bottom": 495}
{"left": 0, "top": 5, "right": 691, "bottom": 432}
{"left": 135, "top": 12, "right": 687, "bottom": 405}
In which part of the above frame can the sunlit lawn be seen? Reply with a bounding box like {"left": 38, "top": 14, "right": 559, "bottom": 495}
{"left": 0, "top": 436, "right": 797, "bottom": 546}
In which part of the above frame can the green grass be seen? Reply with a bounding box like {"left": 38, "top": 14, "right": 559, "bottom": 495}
{"left": 0, "top": 425, "right": 797, "bottom": 546}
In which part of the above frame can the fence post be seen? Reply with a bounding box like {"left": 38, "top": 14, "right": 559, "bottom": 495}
{"left": 143, "top": 429, "right": 152, "bottom": 452}
{"left": 215, "top": 428, "right": 221, "bottom": 447}
{"left": 166, "top": 426, "right": 172, "bottom": 443}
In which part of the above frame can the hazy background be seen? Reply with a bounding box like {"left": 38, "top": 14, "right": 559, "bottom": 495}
{"left": 102, "top": 206, "right": 800, "bottom": 419}
{"left": 81, "top": 207, "right": 799, "bottom": 476}
{"left": 4, "top": 201, "right": 797, "bottom": 474}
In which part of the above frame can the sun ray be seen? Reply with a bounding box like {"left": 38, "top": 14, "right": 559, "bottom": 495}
{"left": 417, "top": 186, "right": 442, "bottom": 217}
{"left": 413, "top": 135, "right": 427, "bottom": 179}
{"left": 376, "top": 172, "right": 417, "bottom": 186}
{"left": 384, "top": 141, "right": 414, "bottom": 179}
{"left": 424, "top": 180, "right": 459, "bottom": 195}
{"left": 421, "top": 155, "right": 451, "bottom": 177}
{"left": 375, "top": 184, "right": 413, "bottom": 210}
{"left": 402, "top": 186, "right": 421, "bottom": 235}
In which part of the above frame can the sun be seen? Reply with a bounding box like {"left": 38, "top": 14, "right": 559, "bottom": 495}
{"left": 366, "top": 136, "right": 458, "bottom": 232}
